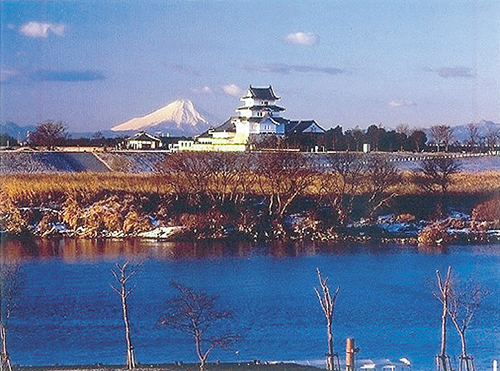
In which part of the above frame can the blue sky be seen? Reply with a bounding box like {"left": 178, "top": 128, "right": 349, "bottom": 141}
{"left": 1, "top": 0, "right": 499, "bottom": 133}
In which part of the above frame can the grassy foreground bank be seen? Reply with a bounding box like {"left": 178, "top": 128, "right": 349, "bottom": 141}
{"left": 15, "top": 363, "right": 319, "bottom": 371}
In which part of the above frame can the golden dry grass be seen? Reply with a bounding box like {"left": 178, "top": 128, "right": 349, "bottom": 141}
{"left": 0, "top": 173, "right": 172, "bottom": 203}
{"left": 1, "top": 170, "right": 499, "bottom": 205}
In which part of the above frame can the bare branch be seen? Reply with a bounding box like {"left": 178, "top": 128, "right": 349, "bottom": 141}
{"left": 159, "top": 281, "right": 238, "bottom": 371}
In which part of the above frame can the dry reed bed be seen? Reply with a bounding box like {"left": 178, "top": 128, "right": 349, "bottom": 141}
{"left": 2, "top": 170, "right": 500, "bottom": 205}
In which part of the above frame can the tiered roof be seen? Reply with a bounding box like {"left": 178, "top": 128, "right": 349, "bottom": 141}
{"left": 243, "top": 85, "right": 280, "bottom": 100}
{"left": 236, "top": 105, "right": 285, "bottom": 112}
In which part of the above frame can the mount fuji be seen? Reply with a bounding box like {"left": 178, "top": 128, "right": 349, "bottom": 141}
{"left": 111, "top": 100, "right": 213, "bottom": 137}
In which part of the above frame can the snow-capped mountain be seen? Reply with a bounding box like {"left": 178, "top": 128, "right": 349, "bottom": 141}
{"left": 111, "top": 100, "right": 211, "bottom": 137}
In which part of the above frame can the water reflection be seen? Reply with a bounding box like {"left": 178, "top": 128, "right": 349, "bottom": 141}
{"left": 1, "top": 237, "right": 325, "bottom": 262}
{"left": 0, "top": 236, "right": 481, "bottom": 263}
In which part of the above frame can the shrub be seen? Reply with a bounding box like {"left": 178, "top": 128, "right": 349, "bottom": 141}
{"left": 62, "top": 197, "right": 84, "bottom": 230}
{"left": 123, "top": 209, "right": 151, "bottom": 234}
{"left": 471, "top": 196, "right": 500, "bottom": 229}
{"left": 418, "top": 221, "right": 449, "bottom": 246}
{"left": 36, "top": 212, "right": 60, "bottom": 237}
{"left": 395, "top": 213, "right": 416, "bottom": 223}
{"left": 0, "top": 194, "right": 27, "bottom": 234}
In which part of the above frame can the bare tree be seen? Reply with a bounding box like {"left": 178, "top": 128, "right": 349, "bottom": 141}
{"left": 485, "top": 127, "right": 500, "bottom": 153}
{"left": 314, "top": 268, "right": 340, "bottom": 371}
{"left": 364, "top": 155, "right": 401, "bottom": 220}
{"left": 319, "top": 153, "right": 365, "bottom": 226}
{"left": 0, "top": 264, "right": 21, "bottom": 371}
{"left": 465, "top": 123, "right": 480, "bottom": 151}
{"left": 446, "top": 275, "right": 489, "bottom": 371}
{"left": 29, "top": 120, "right": 68, "bottom": 149}
{"left": 396, "top": 123, "right": 410, "bottom": 136}
{"left": 159, "top": 152, "right": 212, "bottom": 201}
{"left": 434, "top": 267, "right": 453, "bottom": 371}
{"left": 430, "top": 125, "right": 454, "bottom": 152}
{"left": 206, "top": 152, "right": 248, "bottom": 206}
{"left": 159, "top": 282, "right": 238, "bottom": 371}
{"left": 111, "top": 261, "right": 141, "bottom": 370}
{"left": 256, "top": 152, "right": 317, "bottom": 229}
{"left": 416, "top": 157, "right": 461, "bottom": 216}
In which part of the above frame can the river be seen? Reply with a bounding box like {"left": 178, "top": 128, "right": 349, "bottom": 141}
{"left": 1, "top": 238, "right": 499, "bottom": 370}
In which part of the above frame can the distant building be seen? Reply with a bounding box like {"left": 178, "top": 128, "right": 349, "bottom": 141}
{"left": 183, "top": 85, "right": 325, "bottom": 151}
{"left": 124, "top": 131, "right": 162, "bottom": 150}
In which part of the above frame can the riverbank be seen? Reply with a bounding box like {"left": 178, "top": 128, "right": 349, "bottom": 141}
{"left": 1, "top": 170, "right": 499, "bottom": 244}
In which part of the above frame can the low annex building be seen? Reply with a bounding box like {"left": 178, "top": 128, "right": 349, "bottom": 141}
{"left": 123, "top": 131, "right": 162, "bottom": 150}
{"left": 185, "top": 85, "right": 325, "bottom": 151}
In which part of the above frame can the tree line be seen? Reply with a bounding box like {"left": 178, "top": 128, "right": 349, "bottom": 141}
{"left": 156, "top": 151, "right": 459, "bottom": 239}
{"left": 6, "top": 120, "right": 499, "bottom": 153}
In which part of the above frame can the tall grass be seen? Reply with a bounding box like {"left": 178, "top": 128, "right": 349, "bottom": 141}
{"left": 2, "top": 170, "right": 500, "bottom": 205}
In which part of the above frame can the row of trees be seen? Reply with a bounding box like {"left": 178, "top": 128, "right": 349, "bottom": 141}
{"left": 248, "top": 123, "right": 499, "bottom": 153}
{"left": 11, "top": 120, "right": 500, "bottom": 152}
{"left": 158, "top": 151, "right": 460, "bottom": 235}
{"left": 112, "top": 264, "right": 488, "bottom": 371}
{"left": 157, "top": 151, "right": 401, "bottom": 237}
{"left": 429, "top": 123, "right": 500, "bottom": 153}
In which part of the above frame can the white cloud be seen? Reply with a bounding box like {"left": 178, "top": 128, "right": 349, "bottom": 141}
{"left": 19, "top": 22, "right": 66, "bottom": 38}
{"left": 222, "top": 84, "right": 244, "bottom": 97}
{"left": 192, "top": 86, "right": 213, "bottom": 94}
{"left": 284, "top": 32, "right": 319, "bottom": 47}
{"left": 388, "top": 100, "right": 416, "bottom": 108}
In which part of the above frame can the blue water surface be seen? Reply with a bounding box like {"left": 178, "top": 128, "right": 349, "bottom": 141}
{"left": 2, "top": 239, "right": 500, "bottom": 371}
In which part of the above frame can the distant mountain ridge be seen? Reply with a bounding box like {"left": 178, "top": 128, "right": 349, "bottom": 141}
{"left": 450, "top": 120, "right": 500, "bottom": 142}
{"left": 423, "top": 120, "right": 500, "bottom": 142}
{"left": 0, "top": 122, "right": 37, "bottom": 140}
{"left": 111, "top": 100, "right": 212, "bottom": 137}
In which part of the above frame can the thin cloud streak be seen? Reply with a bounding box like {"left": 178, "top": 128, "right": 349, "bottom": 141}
{"left": 241, "top": 63, "right": 345, "bottom": 75}
{"left": 169, "top": 64, "right": 201, "bottom": 77}
{"left": 0, "top": 69, "right": 20, "bottom": 83}
{"left": 19, "top": 22, "right": 66, "bottom": 38}
{"left": 31, "top": 70, "right": 106, "bottom": 82}
{"left": 425, "top": 66, "right": 475, "bottom": 79}
{"left": 192, "top": 86, "right": 213, "bottom": 94}
{"left": 388, "top": 100, "right": 416, "bottom": 108}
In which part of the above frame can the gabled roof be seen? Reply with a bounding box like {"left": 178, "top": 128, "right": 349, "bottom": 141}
{"left": 243, "top": 85, "right": 280, "bottom": 100}
{"left": 126, "top": 131, "right": 162, "bottom": 142}
{"left": 268, "top": 117, "right": 290, "bottom": 125}
{"left": 285, "top": 120, "right": 326, "bottom": 134}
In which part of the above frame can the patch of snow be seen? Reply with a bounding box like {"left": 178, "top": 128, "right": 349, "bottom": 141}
{"left": 138, "top": 226, "right": 183, "bottom": 239}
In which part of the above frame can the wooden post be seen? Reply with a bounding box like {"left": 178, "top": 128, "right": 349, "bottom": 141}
{"left": 345, "top": 338, "right": 355, "bottom": 371}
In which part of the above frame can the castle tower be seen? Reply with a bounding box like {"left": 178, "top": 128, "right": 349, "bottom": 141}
{"left": 236, "top": 85, "right": 285, "bottom": 119}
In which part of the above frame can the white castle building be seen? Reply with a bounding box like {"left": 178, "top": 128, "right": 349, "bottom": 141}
{"left": 186, "top": 85, "right": 325, "bottom": 151}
